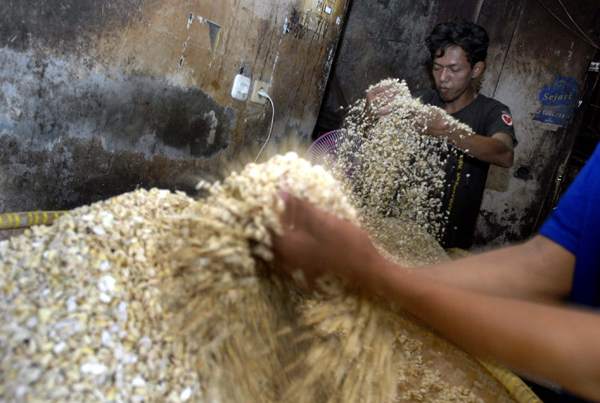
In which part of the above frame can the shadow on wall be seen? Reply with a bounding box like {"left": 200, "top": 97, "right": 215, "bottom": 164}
{"left": 0, "top": 134, "right": 220, "bottom": 214}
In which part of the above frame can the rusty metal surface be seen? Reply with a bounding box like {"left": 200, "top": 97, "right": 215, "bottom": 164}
{"left": 0, "top": 0, "right": 348, "bottom": 213}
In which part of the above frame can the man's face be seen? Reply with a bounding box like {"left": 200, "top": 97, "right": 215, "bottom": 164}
{"left": 432, "top": 45, "right": 474, "bottom": 103}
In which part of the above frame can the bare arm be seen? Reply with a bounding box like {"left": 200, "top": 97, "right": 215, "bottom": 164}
{"left": 447, "top": 130, "right": 514, "bottom": 168}
{"left": 420, "top": 108, "right": 514, "bottom": 167}
{"left": 271, "top": 195, "right": 599, "bottom": 402}
{"left": 419, "top": 235, "right": 575, "bottom": 304}
{"left": 370, "top": 259, "right": 600, "bottom": 402}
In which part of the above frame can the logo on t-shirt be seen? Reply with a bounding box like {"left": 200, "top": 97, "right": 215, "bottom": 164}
{"left": 501, "top": 112, "right": 514, "bottom": 126}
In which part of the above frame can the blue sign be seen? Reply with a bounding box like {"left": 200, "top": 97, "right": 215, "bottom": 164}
{"left": 533, "top": 76, "right": 579, "bottom": 126}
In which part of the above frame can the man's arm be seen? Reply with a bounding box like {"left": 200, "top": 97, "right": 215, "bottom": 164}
{"left": 418, "top": 234, "right": 575, "bottom": 304}
{"left": 448, "top": 130, "right": 513, "bottom": 168}
{"left": 419, "top": 108, "right": 514, "bottom": 167}
{"left": 272, "top": 193, "right": 574, "bottom": 305}
{"left": 371, "top": 258, "right": 600, "bottom": 403}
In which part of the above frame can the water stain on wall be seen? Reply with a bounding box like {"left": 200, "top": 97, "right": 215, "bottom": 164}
{"left": 0, "top": 134, "right": 222, "bottom": 213}
{"left": 0, "top": 49, "right": 234, "bottom": 159}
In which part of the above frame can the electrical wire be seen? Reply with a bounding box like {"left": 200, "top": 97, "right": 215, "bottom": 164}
{"left": 536, "top": 0, "right": 600, "bottom": 50}
{"left": 556, "top": 0, "right": 598, "bottom": 47}
{"left": 537, "top": 0, "right": 599, "bottom": 48}
{"left": 538, "top": 0, "right": 600, "bottom": 49}
{"left": 255, "top": 91, "right": 275, "bottom": 162}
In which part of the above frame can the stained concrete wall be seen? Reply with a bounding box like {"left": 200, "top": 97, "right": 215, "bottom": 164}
{"left": 474, "top": 0, "right": 598, "bottom": 247}
{"left": 0, "top": 0, "right": 348, "bottom": 213}
{"left": 327, "top": 0, "right": 598, "bottom": 247}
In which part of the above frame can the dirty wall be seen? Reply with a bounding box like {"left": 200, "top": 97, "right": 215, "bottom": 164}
{"left": 327, "top": 0, "right": 598, "bottom": 247}
{"left": 0, "top": 0, "right": 348, "bottom": 213}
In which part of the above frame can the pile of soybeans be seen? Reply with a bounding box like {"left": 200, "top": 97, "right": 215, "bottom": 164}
{"left": 337, "top": 78, "right": 473, "bottom": 241}
{"left": 1, "top": 153, "right": 517, "bottom": 403}
{"left": 1, "top": 79, "right": 521, "bottom": 403}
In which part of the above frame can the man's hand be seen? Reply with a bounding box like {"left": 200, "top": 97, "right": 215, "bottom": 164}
{"left": 271, "top": 192, "right": 382, "bottom": 287}
{"left": 366, "top": 84, "right": 402, "bottom": 116}
{"left": 412, "top": 107, "right": 451, "bottom": 138}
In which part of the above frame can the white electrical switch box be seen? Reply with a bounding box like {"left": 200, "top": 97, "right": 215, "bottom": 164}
{"left": 231, "top": 74, "right": 251, "bottom": 101}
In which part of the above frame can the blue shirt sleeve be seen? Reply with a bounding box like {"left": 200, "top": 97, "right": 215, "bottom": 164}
{"left": 538, "top": 166, "right": 589, "bottom": 255}
{"left": 540, "top": 143, "right": 600, "bottom": 307}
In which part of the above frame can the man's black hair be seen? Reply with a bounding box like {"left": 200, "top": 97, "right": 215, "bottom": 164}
{"left": 425, "top": 20, "right": 489, "bottom": 67}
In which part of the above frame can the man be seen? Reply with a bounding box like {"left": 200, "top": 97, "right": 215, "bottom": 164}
{"left": 271, "top": 141, "right": 600, "bottom": 403}
{"left": 368, "top": 20, "right": 517, "bottom": 248}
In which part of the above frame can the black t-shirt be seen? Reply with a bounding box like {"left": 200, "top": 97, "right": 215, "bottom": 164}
{"left": 414, "top": 90, "right": 517, "bottom": 248}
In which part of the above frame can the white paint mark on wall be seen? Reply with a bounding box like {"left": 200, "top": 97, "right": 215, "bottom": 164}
{"left": 336, "top": 17, "right": 341, "bottom": 25}
{"left": 187, "top": 12, "right": 194, "bottom": 29}
{"left": 565, "top": 41, "right": 574, "bottom": 64}
{"left": 117, "top": 39, "right": 128, "bottom": 57}
{"left": 204, "top": 110, "right": 218, "bottom": 145}
{"left": 320, "top": 48, "right": 335, "bottom": 90}
{"left": 473, "top": 0, "right": 485, "bottom": 25}
{"left": 269, "top": 52, "right": 280, "bottom": 87}
{"left": 283, "top": 18, "right": 289, "bottom": 34}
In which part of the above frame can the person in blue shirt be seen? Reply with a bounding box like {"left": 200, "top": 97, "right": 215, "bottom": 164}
{"left": 271, "top": 142, "right": 600, "bottom": 402}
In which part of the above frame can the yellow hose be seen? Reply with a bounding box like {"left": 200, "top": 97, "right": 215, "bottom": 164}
{"left": 0, "top": 211, "right": 68, "bottom": 230}
{"left": 479, "top": 359, "right": 542, "bottom": 403}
